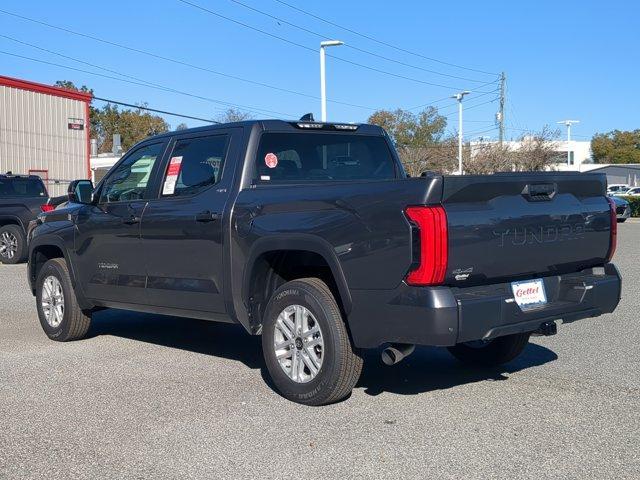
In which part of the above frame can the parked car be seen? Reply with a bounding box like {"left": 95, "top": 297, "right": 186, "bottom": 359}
{"left": 27, "top": 120, "right": 622, "bottom": 405}
{"left": 607, "top": 184, "right": 630, "bottom": 195}
{"left": 620, "top": 187, "right": 640, "bottom": 196}
{"left": 610, "top": 196, "right": 631, "bottom": 222}
{"left": 0, "top": 173, "right": 66, "bottom": 264}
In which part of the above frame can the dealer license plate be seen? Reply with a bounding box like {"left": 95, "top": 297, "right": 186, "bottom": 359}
{"left": 511, "top": 279, "right": 547, "bottom": 311}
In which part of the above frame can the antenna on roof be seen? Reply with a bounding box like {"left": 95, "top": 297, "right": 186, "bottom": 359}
{"left": 299, "top": 113, "right": 315, "bottom": 122}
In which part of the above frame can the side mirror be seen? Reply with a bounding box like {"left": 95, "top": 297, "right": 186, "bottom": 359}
{"left": 67, "top": 179, "right": 94, "bottom": 204}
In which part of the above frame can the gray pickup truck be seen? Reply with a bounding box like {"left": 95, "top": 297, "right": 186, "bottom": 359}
{"left": 28, "top": 120, "right": 621, "bottom": 405}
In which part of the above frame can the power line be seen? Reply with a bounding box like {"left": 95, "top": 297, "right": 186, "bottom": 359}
{"left": 227, "top": 0, "right": 493, "bottom": 84}
{"left": 272, "top": 0, "right": 499, "bottom": 76}
{"left": 92, "top": 97, "right": 218, "bottom": 124}
{"left": 437, "top": 96, "right": 499, "bottom": 116}
{"left": 0, "top": 50, "right": 296, "bottom": 117}
{"left": 0, "top": 8, "right": 374, "bottom": 111}
{"left": 465, "top": 126, "right": 499, "bottom": 137}
{"left": 408, "top": 87, "right": 499, "bottom": 112}
{"left": 176, "top": 0, "right": 494, "bottom": 91}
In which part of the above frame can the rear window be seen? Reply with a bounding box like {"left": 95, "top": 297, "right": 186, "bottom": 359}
{"left": 255, "top": 133, "right": 397, "bottom": 183}
{"left": 0, "top": 178, "right": 46, "bottom": 197}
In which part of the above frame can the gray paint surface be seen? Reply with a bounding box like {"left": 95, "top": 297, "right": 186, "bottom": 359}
{"left": 1, "top": 222, "right": 638, "bottom": 479}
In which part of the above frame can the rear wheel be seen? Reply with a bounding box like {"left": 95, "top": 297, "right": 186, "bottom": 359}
{"left": 0, "top": 224, "right": 26, "bottom": 264}
{"left": 261, "top": 278, "right": 362, "bottom": 405}
{"left": 36, "top": 258, "right": 91, "bottom": 341}
{"left": 447, "top": 332, "right": 530, "bottom": 366}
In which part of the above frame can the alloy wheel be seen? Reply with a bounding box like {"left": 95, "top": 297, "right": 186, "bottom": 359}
{"left": 41, "top": 276, "right": 65, "bottom": 328}
{"left": 273, "top": 305, "right": 324, "bottom": 383}
{"left": 0, "top": 231, "right": 17, "bottom": 259}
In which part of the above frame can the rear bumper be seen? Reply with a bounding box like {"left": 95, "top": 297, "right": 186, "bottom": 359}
{"left": 347, "top": 264, "right": 622, "bottom": 348}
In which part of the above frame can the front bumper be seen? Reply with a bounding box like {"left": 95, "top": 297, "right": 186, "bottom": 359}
{"left": 347, "top": 264, "right": 622, "bottom": 348}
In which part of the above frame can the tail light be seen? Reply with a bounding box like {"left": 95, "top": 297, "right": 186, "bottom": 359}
{"left": 404, "top": 205, "right": 448, "bottom": 286}
{"left": 40, "top": 204, "right": 55, "bottom": 213}
{"left": 606, "top": 197, "right": 617, "bottom": 261}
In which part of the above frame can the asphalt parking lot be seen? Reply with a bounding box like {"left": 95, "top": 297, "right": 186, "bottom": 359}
{"left": 1, "top": 223, "right": 639, "bottom": 480}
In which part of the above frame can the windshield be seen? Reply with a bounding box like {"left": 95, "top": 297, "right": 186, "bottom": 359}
{"left": 255, "top": 133, "right": 398, "bottom": 183}
{"left": 0, "top": 178, "right": 47, "bottom": 197}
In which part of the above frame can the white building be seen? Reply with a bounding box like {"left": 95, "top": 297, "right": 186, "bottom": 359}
{"left": 471, "top": 137, "right": 593, "bottom": 172}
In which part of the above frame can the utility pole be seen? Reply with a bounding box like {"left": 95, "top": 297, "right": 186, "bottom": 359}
{"left": 452, "top": 91, "right": 470, "bottom": 175}
{"left": 557, "top": 119, "right": 580, "bottom": 166}
{"left": 498, "top": 72, "right": 506, "bottom": 145}
{"left": 319, "top": 40, "right": 344, "bottom": 122}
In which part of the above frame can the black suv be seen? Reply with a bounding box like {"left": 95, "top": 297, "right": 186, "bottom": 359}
{"left": 0, "top": 174, "right": 56, "bottom": 264}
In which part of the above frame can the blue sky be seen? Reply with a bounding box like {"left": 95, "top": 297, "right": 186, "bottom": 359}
{"left": 1, "top": 0, "right": 638, "bottom": 140}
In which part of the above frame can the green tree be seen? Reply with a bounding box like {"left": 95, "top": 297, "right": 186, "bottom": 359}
{"left": 368, "top": 107, "right": 447, "bottom": 149}
{"left": 591, "top": 130, "right": 640, "bottom": 164}
{"left": 54, "top": 80, "right": 169, "bottom": 153}
{"left": 94, "top": 103, "right": 169, "bottom": 153}
{"left": 368, "top": 107, "right": 448, "bottom": 175}
{"left": 54, "top": 80, "right": 93, "bottom": 94}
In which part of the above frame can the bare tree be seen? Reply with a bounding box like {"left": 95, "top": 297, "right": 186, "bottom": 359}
{"left": 511, "top": 126, "right": 561, "bottom": 171}
{"left": 464, "top": 126, "right": 561, "bottom": 174}
{"left": 398, "top": 139, "right": 458, "bottom": 176}
{"left": 217, "top": 108, "right": 253, "bottom": 123}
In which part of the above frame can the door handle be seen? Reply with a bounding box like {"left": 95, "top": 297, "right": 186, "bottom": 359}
{"left": 122, "top": 215, "right": 140, "bottom": 225}
{"left": 195, "top": 211, "right": 220, "bottom": 223}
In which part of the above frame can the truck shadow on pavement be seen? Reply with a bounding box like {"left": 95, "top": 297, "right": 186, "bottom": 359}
{"left": 356, "top": 343, "right": 558, "bottom": 397}
{"left": 90, "top": 309, "right": 558, "bottom": 398}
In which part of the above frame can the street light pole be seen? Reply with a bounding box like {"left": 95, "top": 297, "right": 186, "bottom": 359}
{"left": 557, "top": 120, "right": 580, "bottom": 166}
{"left": 452, "top": 91, "right": 470, "bottom": 174}
{"left": 319, "top": 40, "right": 344, "bottom": 122}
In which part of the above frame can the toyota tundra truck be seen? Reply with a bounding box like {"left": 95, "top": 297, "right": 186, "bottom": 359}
{"left": 27, "top": 119, "right": 621, "bottom": 405}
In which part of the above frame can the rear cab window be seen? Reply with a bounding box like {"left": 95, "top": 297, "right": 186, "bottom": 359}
{"left": 0, "top": 177, "right": 47, "bottom": 197}
{"left": 161, "top": 134, "right": 229, "bottom": 197}
{"left": 255, "top": 132, "right": 398, "bottom": 183}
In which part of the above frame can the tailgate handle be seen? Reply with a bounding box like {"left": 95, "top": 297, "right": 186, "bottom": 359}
{"left": 522, "top": 183, "right": 556, "bottom": 201}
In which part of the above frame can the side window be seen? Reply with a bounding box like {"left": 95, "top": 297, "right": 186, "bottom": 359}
{"left": 99, "top": 143, "right": 163, "bottom": 204}
{"left": 161, "top": 135, "right": 228, "bottom": 197}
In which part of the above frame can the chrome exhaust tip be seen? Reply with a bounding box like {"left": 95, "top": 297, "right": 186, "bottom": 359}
{"left": 381, "top": 344, "right": 416, "bottom": 366}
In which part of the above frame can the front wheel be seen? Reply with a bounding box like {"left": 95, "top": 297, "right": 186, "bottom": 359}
{"left": 447, "top": 332, "right": 530, "bottom": 366}
{"left": 36, "top": 258, "right": 92, "bottom": 341}
{"left": 261, "top": 278, "right": 363, "bottom": 406}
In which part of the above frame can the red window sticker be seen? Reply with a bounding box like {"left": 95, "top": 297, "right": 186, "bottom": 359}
{"left": 163, "top": 156, "right": 183, "bottom": 195}
{"left": 265, "top": 152, "right": 278, "bottom": 169}
{"left": 167, "top": 156, "right": 183, "bottom": 176}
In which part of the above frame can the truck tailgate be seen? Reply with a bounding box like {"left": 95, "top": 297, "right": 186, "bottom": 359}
{"left": 442, "top": 173, "right": 613, "bottom": 286}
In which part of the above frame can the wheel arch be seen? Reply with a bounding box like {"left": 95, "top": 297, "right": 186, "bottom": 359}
{"left": 29, "top": 236, "right": 77, "bottom": 296}
{"left": 0, "top": 215, "right": 25, "bottom": 231}
{"left": 241, "top": 234, "right": 352, "bottom": 333}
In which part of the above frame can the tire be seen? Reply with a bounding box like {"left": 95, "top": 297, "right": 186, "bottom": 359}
{"left": 35, "top": 258, "right": 91, "bottom": 341}
{"left": 0, "top": 224, "right": 26, "bottom": 264}
{"left": 447, "top": 332, "right": 530, "bottom": 367}
{"left": 261, "top": 278, "right": 363, "bottom": 406}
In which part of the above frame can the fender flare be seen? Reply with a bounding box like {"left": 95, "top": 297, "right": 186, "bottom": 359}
{"left": 242, "top": 234, "right": 353, "bottom": 315}
{"left": 0, "top": 215, "right": 26, "bottom": 232}
{"left": 28, "top": 235, "right": 87, "bottom": 306}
